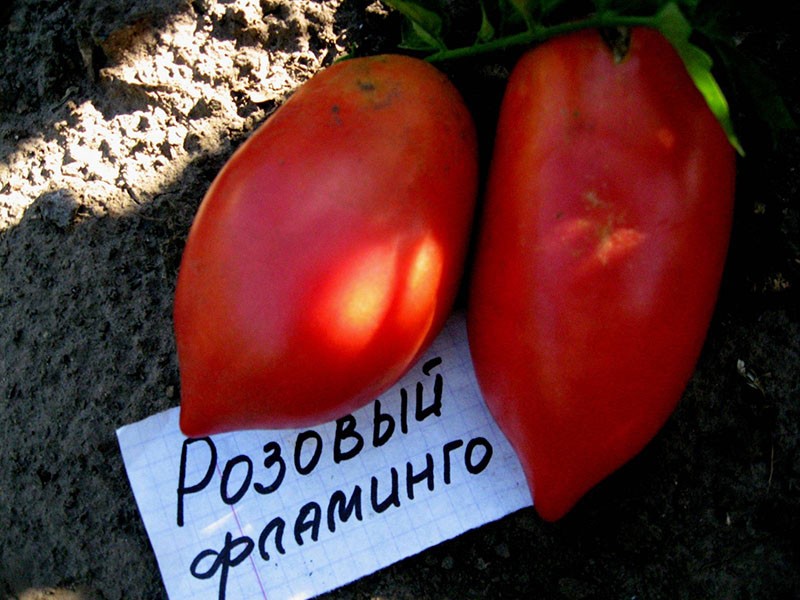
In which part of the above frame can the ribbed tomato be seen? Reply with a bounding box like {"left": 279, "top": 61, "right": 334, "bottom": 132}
{"left": 468, "top": 28, "right": 735, "bottom": 521}
{"left": 175, "top": 55, "right": 477, "bottom": 436}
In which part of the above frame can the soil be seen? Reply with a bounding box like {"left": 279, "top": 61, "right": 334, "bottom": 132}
{"left": 0, "top": 1, "right": 798, "bottom": 599}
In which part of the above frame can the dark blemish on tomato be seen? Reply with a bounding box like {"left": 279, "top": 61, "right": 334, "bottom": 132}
{"left": 357, "top": 80, "right": 376, "bottom": 92}
{"left": 331, "top": 104, "right": 342, "bottom": 125}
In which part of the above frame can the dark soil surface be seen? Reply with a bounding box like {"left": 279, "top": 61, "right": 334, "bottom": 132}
{"left": 1, "top": 1, "right": 798, "bottom": 598}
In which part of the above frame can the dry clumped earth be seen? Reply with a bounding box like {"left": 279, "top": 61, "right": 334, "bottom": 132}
{"left": 0, "top": 0, "right": 798, "bottom": 599}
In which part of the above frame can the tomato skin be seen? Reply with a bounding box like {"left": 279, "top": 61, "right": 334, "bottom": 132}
{"left": 175, "top": 55, "right": 477, "bottom": 436}
{"left": 467, "top": 29, "right": 735, "bottom": 521}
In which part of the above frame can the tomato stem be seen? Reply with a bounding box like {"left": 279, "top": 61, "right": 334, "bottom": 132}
{"left": 421, "top": 5, "right": 744, "bottom": 155}
{"left": 423, "top": 14, "right": 656, "bottom": 62}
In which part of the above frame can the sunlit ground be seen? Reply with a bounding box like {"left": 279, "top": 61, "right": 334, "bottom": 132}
{"left": 16, "top": 588, "right": 84, "bottom": 600}
{"left": 0, "top": 1, "right": 342, "bottom": 232}
{"left": 0, "top": 1, "right": 344, "bottom": 597}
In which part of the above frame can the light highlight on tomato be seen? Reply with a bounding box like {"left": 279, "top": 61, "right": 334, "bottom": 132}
{"left": 175, "top": 55, "right": 477, "bottom": 436}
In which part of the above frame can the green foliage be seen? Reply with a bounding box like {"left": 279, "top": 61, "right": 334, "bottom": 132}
{"left": 477, "top": 0, "right": 496, "bottom": 43}
{"left": 379, "top": 0, "right": 797, "bottom": 155}
{"left": 383, "top": 0, "right": 447, "bottom": 51}
{"left": 653, "top": 3, "right": 743, "bottom": 154}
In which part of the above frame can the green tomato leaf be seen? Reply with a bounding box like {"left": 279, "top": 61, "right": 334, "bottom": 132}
{"left": 654, "top": 2, "right": 744, "bottom": 155}
{"left": 497, "top": 0, "right": 526, "bottom": 30}
{"left": 507, "top": 0, "right": 566, "bottom": 28}
{"left": 383, "top": 0, "right": 447, "bottom": 51}
{"left": 477, "top": 0, "right": 496, "bottom": 43}
{"left": 509, "top": 0, "right": 534, "bottom": 28}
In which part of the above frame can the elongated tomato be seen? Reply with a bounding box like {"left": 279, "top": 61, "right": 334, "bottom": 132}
{"left": 468, "top": 29, "right": 735, "bottom": 521}
{"left": 175, "top": 55, "right": 477, "bottom": 436}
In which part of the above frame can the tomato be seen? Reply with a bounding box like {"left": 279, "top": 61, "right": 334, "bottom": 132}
{"left": 175, "top": 55, "right": 477, "bottom": 437}
{"left": 467, "top": 28, "right": 735, "bottom": 521}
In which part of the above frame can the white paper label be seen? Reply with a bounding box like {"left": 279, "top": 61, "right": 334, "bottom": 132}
{"left": 116, "top": 312, "right": 532, "bottom": 600}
